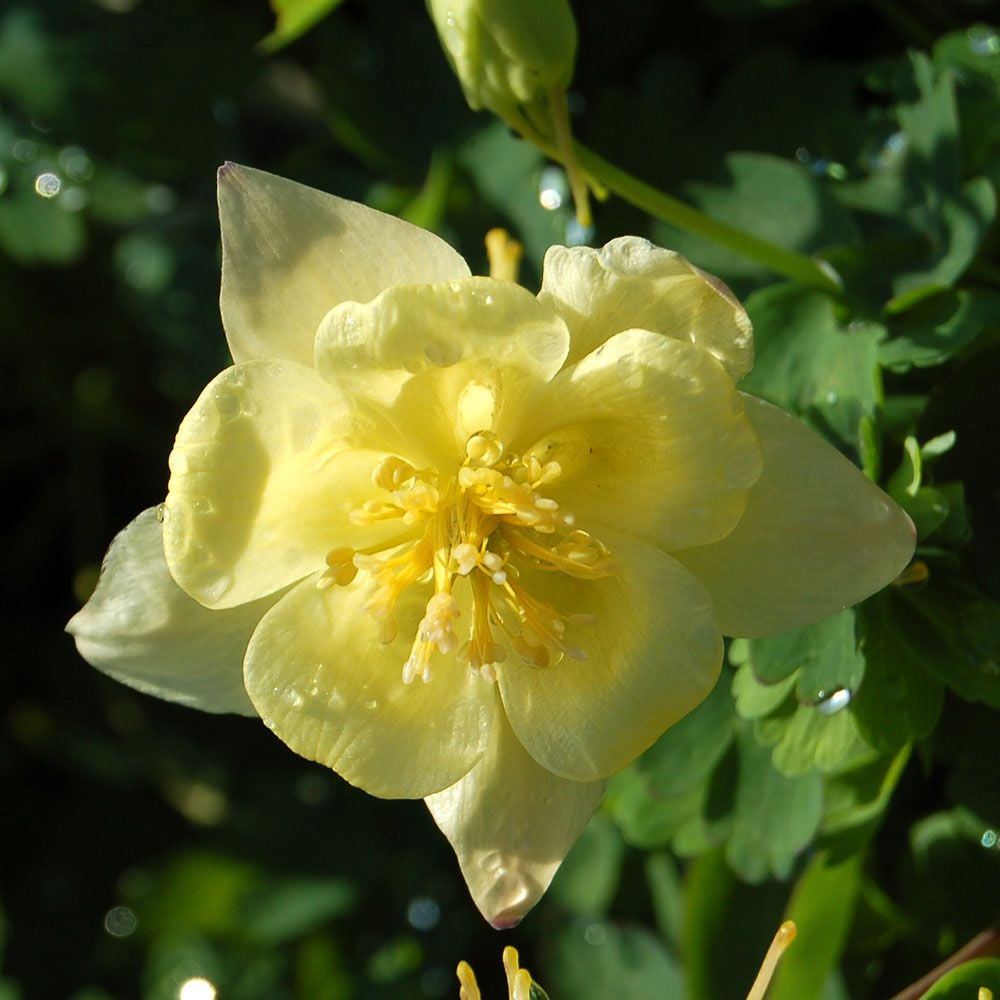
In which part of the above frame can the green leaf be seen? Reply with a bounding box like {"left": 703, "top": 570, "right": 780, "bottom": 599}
{"left": 733, "top": 663, "right": 798, "bottom": 719}
{"left": 645, "top": 853, "right": 684, "bottom": 948}
{"left": 550, "top": 813, "right": 625, "bottom": 916}
{"left": 547, "top": 918, "right": 684, "bottom": 1000}
{"left": 770, "top": 702, "right": 869, "bottom": 777}
{"left": 852, "top": 592, "right": 945, "bottom": 751}
{"left": 742, "top": 283, "right": 882, "bottom": 447}
{"left": 923, "top": 959, "right": 1000, "bottom": 999}
{"left": 259, "top": 0, "right": 347, "bottom": 54}
{"left": 726, "top": 730, "right": 824, "bottom": 882}
{"left": 653, "top": 152, "right": 858, "bottom": 285}
{"left": 240, "top": 877, "right": 356, "bottom": 946}
{"left": 683, "top": 848, "right": 789, "bottom": 1000}
{"left": 747, "top": 611, "right": 865, "bottom": 705}
{"left": 768, "top": 851, "right": 864, "bottom": 1000}
{"left": 636, "top": 670, "right": 737, "bottom": 798}
{"left": 880, "top": 291, "right": 1000, "bottom": 372}
{"left": 903, "top": 580, "right": 1000, "bottom": 709}
{"left": 821, "top": 746, "right": 911, "bottom": 850}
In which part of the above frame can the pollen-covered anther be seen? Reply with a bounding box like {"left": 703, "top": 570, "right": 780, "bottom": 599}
{"left": 317, "top": 547, "right": 358, "bottom": 589}
{"left": 465, "top": 431, "right": 504, "bottom": 467}
{"left": 418, "top": 591, "right": 462, "bottom": 656}
{"left": 371, "top": 455, "right": 416, "bottom": 490}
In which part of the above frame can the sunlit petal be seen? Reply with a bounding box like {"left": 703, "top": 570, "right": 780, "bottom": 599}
{"left": 519, "top": 329, "right": 762, "bottom": 551}
{"left": 426, "top": 705, "right": 605, "bottom": 928}
{"left": 675, "top": 395, "right": 916, "bottom": 637}
{"left": 218, "top": 163, "right": 471, "bottom": 367}
{"left": 67, "top": 509, "right": 272, "bottom": 716}
{"left": 163, "top": 360, "right": 402, "bottom": 609}
{"left": 498, "top": 530, "right": 723, "bottom": 781}
{"left": 315, "top": 278, "right": 570, "bottom": 462}
{"left": 539, "top": 236, "right": 753, "bottom": 377}
{"left": 244, "top": 574, "right": 495, "bottom": 799}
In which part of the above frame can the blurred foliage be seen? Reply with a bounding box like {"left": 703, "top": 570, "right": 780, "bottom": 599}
{"left": 2, "top": 0, "right": 999, "bottom": 998}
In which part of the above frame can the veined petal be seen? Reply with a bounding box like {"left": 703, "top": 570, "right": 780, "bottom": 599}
{"left": 163, "top": 360, "right": 401, "bottom": 609}
{"left": 315, "top": 277, "right": 570, "bottom": 463}
{"left": 521, "top": 330, "right": 762, "bottom": 552}
{"left": 498, "top": 530, "right": 723, "bottom": 782}
{"left": 218, "top": 163, "right": 471, "bottom": 367}
{"left": 426, "top": 705, "right": 605, "bottom": 928}
{"left": 67, "top": 509, "right": 272, "bottom": 716}
{"left": 539, "top": 237, "right": 753, "bottom": 378}
{"left": 675, "top": 395, "right": 916, "bottom": 637}
{"left": 243, "top": 575, "right": 495, "bottom": 799}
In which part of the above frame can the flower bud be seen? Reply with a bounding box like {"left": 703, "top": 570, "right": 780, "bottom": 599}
{"left": 427, "top": 0, "right": 577, "bottom": 119}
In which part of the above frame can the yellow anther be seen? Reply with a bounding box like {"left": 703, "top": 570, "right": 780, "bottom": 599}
{"left": 418, "top": 591, "right": 462, "bottom": 655}
{"left": 465, "top": 431, "right": 504, "bottom": 467}
{"left": 317, "top": 547, "right": 358, "bottom": 589}
{"left": 372, "top": 455, "right": 416, "bottom": 490}
{"left": 451, "top": 542, "right": 480, "bottom": 576}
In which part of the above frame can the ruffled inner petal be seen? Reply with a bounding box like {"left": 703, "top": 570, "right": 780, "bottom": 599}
{"left": 314, "top": 278, "right": 570, "bottom": 463}
{"left": 244, "top": 574, "right": 495, "bottom": 799}
{"left": 517, "top": 329, "right": 762, "bottom": 553}
{"left": 163, "top": 360, "right": 408, "bottom": 609}
{"left": 539, "top": 237, "right": 753, "bottom": 378}
{"left": 498, "top": 529, "right": 724, "bottom": 782}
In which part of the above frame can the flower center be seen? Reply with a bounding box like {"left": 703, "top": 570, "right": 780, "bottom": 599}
{"left": 318, "top": 432, "right": 616, "bottom": 684}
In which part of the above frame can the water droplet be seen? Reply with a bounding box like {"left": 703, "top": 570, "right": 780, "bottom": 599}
{"left": 565, "top": 219, "right": 595, "bottom": 246}
{"left": 213, "top": 390, "right": 241, "bottom": 418}
{"left": 364, "top": 698, "right": 379, "bottom": 711}
{"left": 967, "top": 25, "right": 1000, "bottom": 56}
{"left": 406, "top": 896, "right": 441, "bottom": 931}
{"left": 483, "top": 294, "right": 494, "bottom": 306}
{"left": 59, "top": 146, "right": 94, "bottom": 182}
{"left": 59, "top": 185, "right": 88, "bottom": 212}
{"left": 12, "top": 139, "right": 37, "bottom": 163}
{"left": 34, "top": 172, "right": 61, "bottom": 198}
{"left": 103, "top": 905, "right": 137, "bottom": 938}
{"left": 155, "top": 503, "right": 167, "bottom": 523}
{"left": 178, "top": 978, "right": 217, "bottom": 1000}
{"left": 982, "top": 829, "right": 998, "bottom": 849}
{"left": 583, "top": 923, "right": 607, "bottom": 946}
{"left": 539, "top": 166, "right": 568, "bottom": 210}
{"left": 825, "top": 390, "right": 839, "bottom": 404}
{"left": 283, "top": 688, "right": 305, "bottom": 709}
{"left": 816, "top": 687, "right": 852, "bottom": 715}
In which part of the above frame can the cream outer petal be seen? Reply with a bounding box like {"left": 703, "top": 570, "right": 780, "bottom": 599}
{"left": 243, "top": 574, "right": 495, "bottom": 800}
{"left": 425, "top": 703, "right": 606, "bottom": 928}
{"left": 67, "top": 508, "right": 273, "bottom": 715}
{"left": 674, "top": 395, "right": 917, "bottom": 638}
{"left": 539, "top": 236, "right": 753, "bottom": 378}
{"left": 498, "top": 530, "right": 724, "bottom": 782}
{"left": 218, "top": 163, "right": 471, "bottom": 367}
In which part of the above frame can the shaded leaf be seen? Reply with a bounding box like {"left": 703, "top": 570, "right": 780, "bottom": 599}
{"left": 259, "top": 0, "right": 347, "bottom": 53}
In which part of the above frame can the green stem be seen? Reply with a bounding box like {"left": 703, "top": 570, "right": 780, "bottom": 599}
{"left": 574, "top": 142, "right": 842, "bottom": 292}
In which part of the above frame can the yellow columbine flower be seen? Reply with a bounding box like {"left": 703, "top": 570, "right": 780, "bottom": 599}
{"left": 67, "top": 165, "right": 915, "bottom": 927}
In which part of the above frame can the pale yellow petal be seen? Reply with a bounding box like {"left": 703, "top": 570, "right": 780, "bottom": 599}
{"left": 425, "top": 705, "right": 605, "bottom": 928}
{"left": 315, "top": 278, "right": 570, "bottom": 463}
{"left": 520, "top": 329, "right": 762, "bottom": 552}
{"left": 498, "top": 530, "right": 723, "bottom": 781}
{"left": 675, "top": 395, "right": 916, "bottom": 637}
{"left": 539, "top": 237, "right": 753, "bottom": 377}
{"left": 243, "top": 574, "right": 495, "bottom": 799}
{"left": 67, "top": 509, "right": 274, "bottom": 716}
{"left": 163, "top": 360, "right": 401, "bottom": 609}
{"left": 218, "top": 163, "right": 471, "bottom": 366}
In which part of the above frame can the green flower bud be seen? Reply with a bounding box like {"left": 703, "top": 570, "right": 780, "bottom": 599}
{"left": 427, "top": 0, "right": 577, "bottom": 120}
